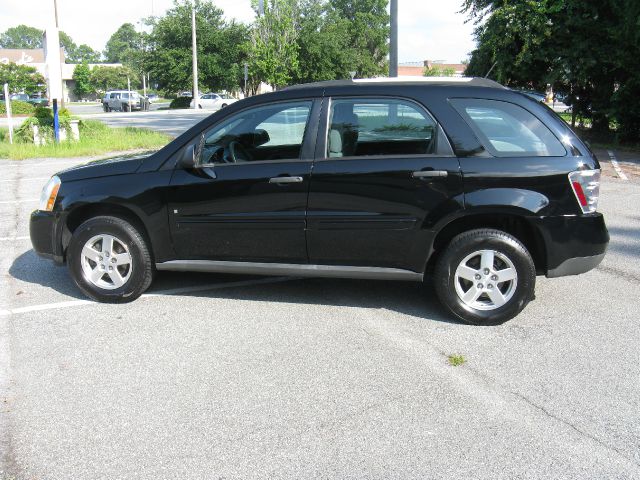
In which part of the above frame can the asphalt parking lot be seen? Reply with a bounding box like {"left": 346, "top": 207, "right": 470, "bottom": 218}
{"left": 1, "top": 151, "right": 639, "bottom": 479}
{"left": 0, "top": 106, "right": 211, "bottom": 139}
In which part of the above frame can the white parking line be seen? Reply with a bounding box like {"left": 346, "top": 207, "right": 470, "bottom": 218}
{"left": 0, "top": 176, "right": 50, "bottom": 184}
{"left": 608, "top": 150, "right": 629, "bottom": 180}
{"left": 0, "top": 236, "right": 29, "bottom": 241}
{"left": 0, "top": 199, "right": 39, "bottom": 204}
{"left": 0, "top": 276, "right": 294, "bottom": 317}
{"left": 4, "top": 160, "right": 83, "bottom": 168}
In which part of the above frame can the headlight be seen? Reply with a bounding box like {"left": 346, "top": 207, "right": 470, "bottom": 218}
{"left": 39, "top": 176, "right": 61, "bottom": 212}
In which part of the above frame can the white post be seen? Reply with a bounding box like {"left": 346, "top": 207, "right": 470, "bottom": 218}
{"left": 142, "top": 73, "right": 147, "bottom": 98}
{"left": 3, "top": 83, "right": 13, "bottom": 144}
{"left": 191, "top": 1, "right": 199, "bottom": 109}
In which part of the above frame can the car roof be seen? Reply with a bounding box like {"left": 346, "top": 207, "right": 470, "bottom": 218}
{"left": 284, "top": 76, "right": 505, "bottom": 92}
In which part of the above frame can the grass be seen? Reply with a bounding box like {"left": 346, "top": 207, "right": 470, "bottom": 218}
{"left": 447, "top": 354, "right": 466, "bottom": 367}
{"left": 0, "top": 120, "right": 171, "bottom": 160}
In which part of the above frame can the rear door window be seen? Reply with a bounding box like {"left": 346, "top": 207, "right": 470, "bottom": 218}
{"left": 326, "top": 98, "right": 438, "bottom": 158}
{"left": 450, "top": 98, "right": 566, "bottom": 157}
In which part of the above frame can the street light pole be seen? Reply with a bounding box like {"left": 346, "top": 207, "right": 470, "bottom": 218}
{"left": 389, "top": 0, "right": 398, "bottom": 77}
{"left": 191, "top": 1, "right": 199, "bottom": 109}
{"left": 53, "top": 0, "right": 59, "bottom": 27}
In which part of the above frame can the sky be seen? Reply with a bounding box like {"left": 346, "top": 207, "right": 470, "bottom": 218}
{"left": 0, "top": 0, "right": 476, "bottom": 64}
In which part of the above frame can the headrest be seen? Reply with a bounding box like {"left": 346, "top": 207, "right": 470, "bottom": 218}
{"left": 328, "top": 129, "right": 343, "bottom": 157}
{"left": 332, "top": 103, "right": 358, "bottom": 127}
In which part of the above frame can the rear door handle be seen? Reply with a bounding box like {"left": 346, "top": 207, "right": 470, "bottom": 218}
{"left": 268, "top": 176, "right": 304, "bottom": 184}
{"left": 411, "top": 170, "right": 449, "bottom": 178}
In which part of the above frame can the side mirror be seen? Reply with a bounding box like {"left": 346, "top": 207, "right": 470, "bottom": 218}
{"left": 179, "top": 144, "right": 196, "bottom": 169}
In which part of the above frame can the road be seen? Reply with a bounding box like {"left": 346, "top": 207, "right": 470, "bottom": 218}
{"left": 0, "top": 103, "right": 212, "bottom": 139}
{"left": 0, "top": 151, "right": 639, "bottom": 479}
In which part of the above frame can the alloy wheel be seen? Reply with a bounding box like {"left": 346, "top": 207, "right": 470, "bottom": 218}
{"left": 80, "top": 234, "right": 133, "bottom": 290}
{"left": 454, "top": 249, "right": 518, "bottom": 311}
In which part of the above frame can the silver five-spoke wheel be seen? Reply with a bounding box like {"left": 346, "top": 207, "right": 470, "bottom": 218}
{"left": 454, "top": 249, "right": 518, "bottom": 311}
{"left": 80, "top": 234, "right": 133, "bottom": 290}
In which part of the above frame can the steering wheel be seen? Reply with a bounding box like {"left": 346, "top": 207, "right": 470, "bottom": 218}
{"left": 226, "top": 140, "right": 252, "bottom": 163}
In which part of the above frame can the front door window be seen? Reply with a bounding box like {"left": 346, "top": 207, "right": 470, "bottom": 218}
{"left": 198, "top": 101, "right": 312, "bottom": 165}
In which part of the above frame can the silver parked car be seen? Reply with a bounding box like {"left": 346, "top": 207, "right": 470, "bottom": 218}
{"left": 102, "top": 90, "right": 148, "bottom": 112}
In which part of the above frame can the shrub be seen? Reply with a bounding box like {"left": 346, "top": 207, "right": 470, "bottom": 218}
{"left": 169, "top": 96, "right": 192, "bottom": 109}
{"left": 15, "top": 106, "right": 73, "bottom": 143}
{"left": 0, "top": 100, "right": 34, "bottom": 116}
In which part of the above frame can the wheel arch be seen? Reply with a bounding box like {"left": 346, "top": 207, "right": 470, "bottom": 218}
{"left": 63, "top": 203, "right": 155, "bottom": 262}
{"left": 426, "top": 209, "right": 547, "bottom": 275}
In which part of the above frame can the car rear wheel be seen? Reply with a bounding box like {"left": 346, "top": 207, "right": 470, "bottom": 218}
{"left": 67, "top": 216, "right": 154, "bottom": 303}
{"left": 434, "top": 229, "right": 536, "bottom": 325}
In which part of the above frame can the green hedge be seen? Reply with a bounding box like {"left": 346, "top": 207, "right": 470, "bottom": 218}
{"left": 0, "top": 100, "right": 34, "bottom": 116}
{"left": 15, "top": 106, "right": 73, "bottom": 143}
{"left": 169, "top": 96, "right": 192, "bottom": 109}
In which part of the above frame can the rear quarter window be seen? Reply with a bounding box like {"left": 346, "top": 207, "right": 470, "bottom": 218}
{"left": 450, "top": 98, "right": 566, "bottom": 157}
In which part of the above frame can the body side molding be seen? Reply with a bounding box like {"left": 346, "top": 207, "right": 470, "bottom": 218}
{"left": 156, "top": 260, "right": 424, "bottom": 281}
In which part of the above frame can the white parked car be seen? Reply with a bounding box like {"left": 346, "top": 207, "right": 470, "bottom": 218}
{"left": 190, "top": 92, "right": 237, "bottom": 110}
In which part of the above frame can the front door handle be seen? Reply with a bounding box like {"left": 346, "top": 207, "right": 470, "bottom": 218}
{"left": 411, "top": 170, "right": 449, "bottom": 178}
{"left": 269, "top": 176, "right": 304, "bottom": 184}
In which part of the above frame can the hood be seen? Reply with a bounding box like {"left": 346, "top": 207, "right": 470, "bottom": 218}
{"left": 56, "top": 151, "right": 157, "bottom": 182}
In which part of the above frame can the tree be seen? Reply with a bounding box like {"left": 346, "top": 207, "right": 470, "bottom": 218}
{"left": 249, "top": 0, "right": 300, "bottom": 89}
{"left": 461, "top": 0, "right": 640, "bottom": 139}
{"left": 424, "top": 66, "right": 455, "bottom": 77}
{"left": 104, "top": 23, "right": 141, "bottom": 65}
{"left": 90, "top": 65, "right": 138, "bottom": 94}
{"left": 293, "top": 0, "right": 353, "bottom": 84}
{"left": 0, "top": 25, "right": 43, "bottom": 49}
{"left": 0, "top": 25, "right": 101, "bottom": 64}
{"left": 0, "top": 63, "right": 46, "bottom": 94}
{"left": 328, "top": 0, "right": 389, "bottom": 78}
{"left": 73, "top": 63, "right": 93, "bottom": 98}
{"left": 145, "top": 0, "right": 249, "bottom": 95}
{"left": 72, "top": 44, "right": 101, "bottom": 63}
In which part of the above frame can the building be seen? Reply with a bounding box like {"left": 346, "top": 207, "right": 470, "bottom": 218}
{"left": 0, "top": 48, "right": 122, "bottom": 102}
{"left": 398, "top": 60, "right": 467, "bottom": 78}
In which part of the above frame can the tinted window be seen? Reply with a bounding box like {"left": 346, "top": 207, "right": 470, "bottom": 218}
{"left": 198, "top": 101, "right": 312, "bottom": 165}
{"left": 451, "top": 98, "right": 566, "bottom": 157}
{"left": 327, "top": 98, "right": 437, "bottom": 158}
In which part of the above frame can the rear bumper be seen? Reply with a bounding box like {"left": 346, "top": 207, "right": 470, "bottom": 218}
{"left": 531, "top": 213, "right": 609, "bottom": 278}
{"left": 29, "top": 210, "right": 64, "bottom": 264}
{"left": 547, "top": 253, "right": 605, "bottom": 278}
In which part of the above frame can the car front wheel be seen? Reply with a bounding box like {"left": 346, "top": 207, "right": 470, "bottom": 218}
{"left": 67, "top": 216, "right": 154, "bottom": 303}
{"left": 434, "top": 229, "right": 536, "bottom": 325}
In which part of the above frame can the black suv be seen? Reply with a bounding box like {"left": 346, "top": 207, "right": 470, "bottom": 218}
{"left": 30, "top": 78, "right": 608, "bottom": 325}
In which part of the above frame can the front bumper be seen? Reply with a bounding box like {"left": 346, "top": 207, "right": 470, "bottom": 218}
{"left": 531, "top": 213, "right": 609, "bottom": 278}
{"left": 29, "top": 210, "right": 64, "bottom": 264}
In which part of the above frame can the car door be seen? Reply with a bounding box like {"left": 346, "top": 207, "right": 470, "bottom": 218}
{"left": 306, "top": 96, "right": 464, "bottom": 272}
{"left": 197, "top": 94, "right": 210, "bottom": 109}
{"left": 109, "top": 93, "right": 120, "bottom": 110}
{"left": 209, "top": 94, "right": 221, "bottom": 110}
{"left": 168, "top": 98, "right": 320, "bottom": 263}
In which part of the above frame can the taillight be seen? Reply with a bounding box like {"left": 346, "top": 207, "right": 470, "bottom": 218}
{"left": 568, "top": 169, "right": 600, "bottom": 213}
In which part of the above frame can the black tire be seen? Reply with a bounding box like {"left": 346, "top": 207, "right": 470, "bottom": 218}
{"left": 67, "top": 216, "right": 154, "bottom": 303}
{"left": 122, "top": 103, "right": 129, "bottom": 112}
{"left": 221, "top": 103, "right": 227, "bottom": 108}
{"left": 433, "top": 229, "right": 536, "bottom": 325}
{"left": 103, "top": 103, "right": 109, "bottom": 112}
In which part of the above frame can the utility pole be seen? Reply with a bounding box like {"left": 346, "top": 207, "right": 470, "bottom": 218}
{"left": 389, "top": 0, "right": 398, "bottom": 77}
{"left": 52, "top": 0, "right": 65, "bottom": 109}
{"left": 191, "top": 1, "right": 199, "bottom": 109}
{"left": 53, "top": 0, "right": 59, "bottom": 28}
